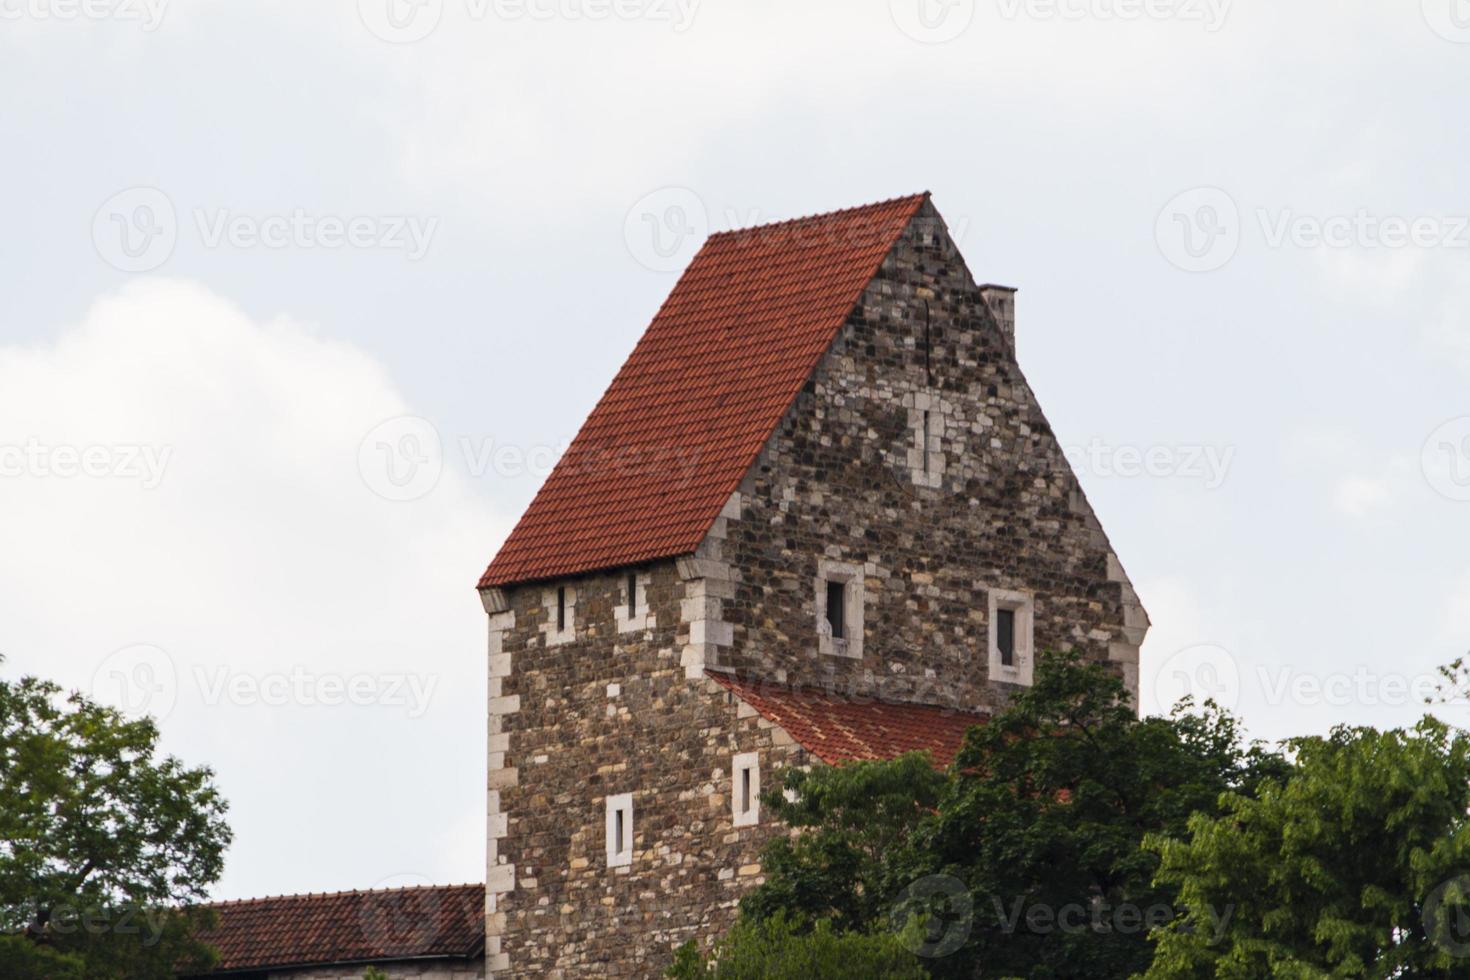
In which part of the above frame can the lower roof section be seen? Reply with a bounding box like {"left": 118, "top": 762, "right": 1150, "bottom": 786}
{"left": 708, "top": 670, "right": 987, "bottom": 767}
{"left": 189, "top": 882, "right": 484, "bottom": 974}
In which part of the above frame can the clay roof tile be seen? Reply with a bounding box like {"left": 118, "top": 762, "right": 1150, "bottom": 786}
{"left": 190, "top": 883, "right": 484, "bottom": 973}
{"left": 708, "top": 671, "right": 985, "bottom": 767}
{"left": 478, "top": 193, "right": 929, "bottom": 588}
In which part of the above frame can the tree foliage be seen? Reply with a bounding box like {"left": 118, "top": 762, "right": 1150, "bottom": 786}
{"left": 667, "top": 913, "right": 930, "bottom": 979}
{"left": 730, "top": 651, "right": 1284, "bottom": 979}
{"left": 0, "top": 661, "right": 231, "bottom": 977}
{"left": 740, "top": 750, "right": 946, "bottom": 935}
{"left": 1143, "top": 719, "right": 1470, "bottom": 978}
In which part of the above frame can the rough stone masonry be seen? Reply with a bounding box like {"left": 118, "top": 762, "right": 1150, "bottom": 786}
{"left": 476, "top": 196, "right": 1149, "bottom": 977}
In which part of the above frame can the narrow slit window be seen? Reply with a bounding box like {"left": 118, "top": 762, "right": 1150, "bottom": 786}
{"left": 826, "top": 580, "right": 846, "bottom": 639}
{"left": 997, "top": 608, "right": 1015, "bottom": 667}
{"left": 732, "top": 752, "right": 759, "bottom": 826}
{"left": 556, "top": 586, "right": 566, "bottom": 632}
{"left": 626, "top": 573, "right": 638, "bottom": 616}
{"left": 606, "top": 792, "right": 633, "bottom": 867}
{"left": 922, "top": 410, "right": 932, "bottom": 475}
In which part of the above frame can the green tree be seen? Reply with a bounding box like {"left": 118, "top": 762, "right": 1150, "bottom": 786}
{"left": 667, "top": 913, "right": 930, "bottom": 979}
{"left": 0, "top": 660, "right": 231, "bottom": 977}
{"left": 1143, "top": 718, "right": 1470, "bottom": 978}
{"left": 738, "top": 651, "right": 1284, "bottom": 979}
{"left": 740, "top": 750, "right": 947, "bottom": 935}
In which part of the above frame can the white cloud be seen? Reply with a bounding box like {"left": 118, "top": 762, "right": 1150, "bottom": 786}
{"left": 1424, "top": 265, "right": 1470, "bottom": 373}
{"left": 1332, "top": 474, "right": 1392, "bottom": 517}
{"left": 1329, "top": 456, "right": 1415, "bottom": 519}
{"left": 1446, "top": 573, "right": 1470, "bottom": 642}
{"left": 1137, "top": 576, "right": 1223, "bottom": 717}
{"left": 0, "top": 280, "right": 506, "bottom": 899}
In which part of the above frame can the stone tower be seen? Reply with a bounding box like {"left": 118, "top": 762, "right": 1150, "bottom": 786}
{"left": 475, "top": 193, "right": 1148, "bottom": 976}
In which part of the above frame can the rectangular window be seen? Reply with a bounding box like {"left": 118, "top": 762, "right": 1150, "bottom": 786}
{"left": 732, "top": 752, "right": 760, "bottom": 827}
{"left": 817, "top": 560, "right": 863, "bottom": 659}
{"left": 997, "top": 608, "right": 1015, "bottom": 667}
{"left": 987, "top": 589, "right": 1035, "bottom": 687}
{"left": 605, "top": 792, "right": 633, "bottom": 868}
{"left": 909, "top": 399, "right": 944, "bottom": 487}
{"left": 826, "top": 580, "right": 846, "bottom": 639}
{"left": 543, "top": 585, "right": 576, "bottom": 645}
{"left": 616, "top": 571, "right": 653, "bottom": 634}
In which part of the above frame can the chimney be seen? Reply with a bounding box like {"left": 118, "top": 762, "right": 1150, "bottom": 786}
{"left": 978, "top": 284, "right": 1017, "bottom": 347}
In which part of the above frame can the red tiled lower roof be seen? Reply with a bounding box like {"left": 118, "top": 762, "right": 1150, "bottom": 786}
{"left": 191, "top": 883, "right": 484, "bottom": 973}
{"left": 478, "top": 193, "right": 930, "bottom": 588}
{"left": 709, "top": 671, "right": 986, "bottom": 767}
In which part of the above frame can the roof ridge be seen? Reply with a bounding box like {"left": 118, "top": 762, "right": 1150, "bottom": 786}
{"left": 706, "top": 191, "right": 929, "bottom": 239}
{"left": 479, "top": 191, "right": 937, "bottom": 589}
{"left": 202, "top": 882, "right": 483, "bottom": 908}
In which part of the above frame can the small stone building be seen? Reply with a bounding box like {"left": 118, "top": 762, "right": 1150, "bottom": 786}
{"left": 475, "top": 193, "right": 1150, "bottom": 976}
{"left": 186, "top": 884, "right": 486, "bottom": 979}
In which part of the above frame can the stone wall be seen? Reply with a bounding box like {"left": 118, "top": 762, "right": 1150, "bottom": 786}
{"left": 483, "top": 200, "right": 1147, "bottom": 976}
{"left": 706, "top": 200, "right": 1146, "bottom": 711}
{"left": 486, "top": 562, "right": 806, "bottom": 977}
{"left": 242, "top": 959, "right": 484, "bottom": 979}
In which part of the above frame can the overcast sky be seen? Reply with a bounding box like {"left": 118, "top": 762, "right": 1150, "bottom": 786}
{"left": 1, "top": 0, "right": 1466, "bottom": 901}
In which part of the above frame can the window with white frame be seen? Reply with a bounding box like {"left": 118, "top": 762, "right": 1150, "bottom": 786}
{"left": 541, "top": 585, "right": 576, "bottom": 646}
{"left": 732, "top": 752, "right": 760, "bottom": 827}
{"left": 605, "top": 792, "right": 633, "bottom": 868}
{"left": 987, "top": 589, "right": 1034, "bottom": 686}
{"left": 907, "top": 393, "right": 945, "bottom": 488}
{"left": 816, "top": 559, "right": 864, "bottom": 659}
{"left": 614, "top": 570, "right": 654, "bottom": 634}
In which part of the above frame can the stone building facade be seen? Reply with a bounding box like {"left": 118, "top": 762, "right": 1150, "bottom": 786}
{"left": 475, "top": 194, "right": 1148, "bottom": 976}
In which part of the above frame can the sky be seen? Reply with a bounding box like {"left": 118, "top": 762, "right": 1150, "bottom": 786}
{"left": 0, "top": 0, "right": 1466, "bottom": 901}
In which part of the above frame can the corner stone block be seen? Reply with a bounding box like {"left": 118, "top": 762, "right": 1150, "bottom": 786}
{"left": 487, "top": 862, "right": 516, "bottom": 894}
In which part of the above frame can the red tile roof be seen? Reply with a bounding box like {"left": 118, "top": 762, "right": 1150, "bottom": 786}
{"left": 190, "top": 883, "right": 484, "bottom": 973}
{"left": 479, "top": 193, "right": 930, "bottom": 588}
{"left": 709, "top": 671, "right": 986, "bottom": 767}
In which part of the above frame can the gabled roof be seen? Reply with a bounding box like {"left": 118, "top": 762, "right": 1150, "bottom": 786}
{"left": 709, "top": 671, "right": 986, "bottom": 767}
{"left": 479, "top": 193, "right": 930, "bottom": 589}
{"left": 190, "top": 883, "right": 484, "bottom": 974}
